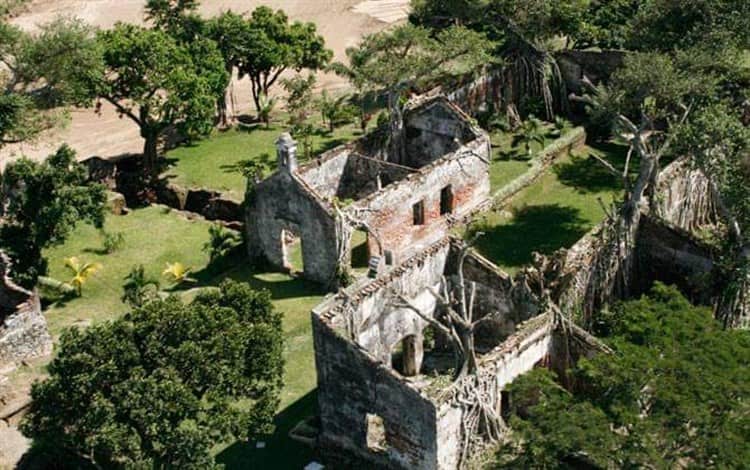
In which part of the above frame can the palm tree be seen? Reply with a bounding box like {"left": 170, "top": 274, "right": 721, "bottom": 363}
{"left": 203, "top": 224, "right": 242, "bottom": 263}
{"left": 162, "top": 262, "right": 197, "bottom": 286}
{"left": 517, "top": 116, "right": 547, "bottom": 156}
{"left": 122, "top": 265, "right": 160, "bottom": 307}
{"left": 64, "top": 257, "right": 102, "bottom": 296}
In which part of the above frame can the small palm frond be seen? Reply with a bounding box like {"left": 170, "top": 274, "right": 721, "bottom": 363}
{"left": 162, "top": 262, "right": 197, "bottom": 285}
{"left": 64, "top": 256, "right": 102, "bottom": 296}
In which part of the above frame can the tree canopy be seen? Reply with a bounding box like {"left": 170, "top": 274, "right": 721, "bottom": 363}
{"left": 498, "top": 284, "right": 750, "bottom": 468}
{"left": 0, "top": 145, "right": 106, "bottom": 288}
{"left": 84, "top": 23, "right": 228, "bottom": 176}
{"left": 335, "top": 23, "right": 493, "bottom": 162}
{"left": 0, "top": 17, "right": 100, "bottom": 146}
{"left": 237, "top": 6, "right": 332, "bottom": 113}
{"left": 22, "top": 280, "right": 284, "bottom": 469}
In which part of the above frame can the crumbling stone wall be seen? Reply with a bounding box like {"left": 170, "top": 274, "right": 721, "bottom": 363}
{"left": 312, "top": 237, "right": 585, "bottom": 469}
{"left": 634, "top": 215, "right": 715, "bottom": 304}
{"left": 246, "top": 169, "right": 339, "bottom": 284}
{"left": 350, "top": 137, "right": 490, "bottom": 267}
{"left": 247, "top": 96, "right": 491, "bottom": 287}
{"left": 0, "top": 252, "right": 52, "bottom": 368}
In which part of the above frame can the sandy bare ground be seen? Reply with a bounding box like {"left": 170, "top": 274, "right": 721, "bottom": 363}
{"left": 0, "top": 0, "right": 409, "bottom": 168}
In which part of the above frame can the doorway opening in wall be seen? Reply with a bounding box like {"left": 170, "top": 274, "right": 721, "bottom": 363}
{"left": 390, "top": 334, "right": 422, "bottom": 377}
{"left": 350, "top": 229, "right": 370, "bottom": 274}
{"left": 281, "top": 228, "right": 304, "bottom": 274}
{"left": 420, "top": 324, "right": 455, "bottom": 376}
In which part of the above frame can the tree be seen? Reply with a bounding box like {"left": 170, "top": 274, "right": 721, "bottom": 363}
{"left": 498, "top": 284, "right": 750, "bottom": 468}
{"left": 281, "top": 73, "right": 317, "bottom": 128}
{"left": 22, "top": 280, "right": 284, "bottom": 469}
{"left": 0, "top": 145, "right": 106, "bottom": 288}
{"left": 122, "top": 264, "right": 160, "bottom": 308}
{"left": 334, "top": 24, "right": 493, "bottom": 163}
{"left": 144, "top": 0, "right": 201, "bottom": 38}
{"left": 63, "top": 257, "right": 102, "bottom": 297}
{"left": 204, "top": 10, "right": 251, "bottom": 127}
{"left": 318, "top": 90, "right": 356, "bottom": 133}
{"left": 238, "top": 6, "right": 332, "bottom": 114}
{"left": 0, "top": 17, "right": 101, "bottom": 146}
{"left": 203, "top": 224, "right": 242, "bottom": 264}
{"left": 516, "top": 116, "right": 546, "bottom": 156}
{"left": 86, "top": 24, "right": 227, "bottom": 176}
{"left": 671, "top": 104, "right": 750, "bottom": 327}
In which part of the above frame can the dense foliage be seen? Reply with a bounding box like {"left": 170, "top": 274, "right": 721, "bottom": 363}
{"left": 499, "top": 284, "right": 750, "bottom": 468}
{"left": 22, "top": 280, "right": 284, "bottom": 469}
{"left": 0, "top": 146, "right": 105, "bottom": 288}
{"left": 334, "top": 23, "right": 493, "bottom": 161}
{"left": 0, "top": 17, "right": 100, "bottom": 146}
{"left": 84, "top": 24, "right": 227, "bottom": 176}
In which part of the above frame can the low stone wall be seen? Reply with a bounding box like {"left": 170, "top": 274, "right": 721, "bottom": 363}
{"left": 492, "top": 127, "right": 587, "bottom": 207}
{"left": 0, "top": 253, "right": 52, "bottom": 369}
{"left": 82, "top": 156, "right": 243, "bottom": 223}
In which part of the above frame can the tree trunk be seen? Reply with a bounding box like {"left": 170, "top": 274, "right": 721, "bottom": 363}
{"left": 143, "top": 131, "right": 159, "bottom": 178}
{"left": 387, "top": 89, "right": 405, "bottom": 164}
{"left": 456, "top": 324, "right": 477, "bottom": 379}
{"left": 217, "top": 93, "right": 229, "bottom": 128}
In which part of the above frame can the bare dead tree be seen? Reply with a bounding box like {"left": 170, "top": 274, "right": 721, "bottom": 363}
{"left": 389, "top": 233, "right": 489, "bottom": 379}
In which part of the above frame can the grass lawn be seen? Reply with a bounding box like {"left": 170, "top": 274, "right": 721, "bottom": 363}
{"left": 163, "top": 119, "right": 364, "bottom": 201}
{"left": 488, "top": 124, "right": 575, "bottom": 192}
{"left": 473, "top": 141, "right": 629, "bottom": 274}
{"left": 42, "top": 206, "right": 215, "bottom": 337}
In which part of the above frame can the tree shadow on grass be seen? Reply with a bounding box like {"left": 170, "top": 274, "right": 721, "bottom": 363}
{"left": 553, "top": 154, "right": 622, "bottom": 194}
{"left": 220, "top": 153, "right": 275, "bottom": 176}
{"left": 217, "top": 389, "right": 319, "bottom": 469}
{"left": 190, "top": 260, "right": 326, "bottom": 302}
{"left": 473, "top": 204, "right": 590, "bottom": 270}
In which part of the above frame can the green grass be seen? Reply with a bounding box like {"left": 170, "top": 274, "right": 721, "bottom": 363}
{"left": 42, "top": 206, "right": 215, "bottom": 337}
{"left": 473, "top": 141, "right": 629, "bottom": 274}
{"left": 163, "top": 119, "right": 363, "bottom": 201}
{"left": 487, "top": 125, "right": 574, "bottom": 192}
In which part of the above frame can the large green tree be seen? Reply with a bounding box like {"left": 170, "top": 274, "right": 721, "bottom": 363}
{"left": 0, "top": 145, "right": 106, "bottom": 288}
{"left": 498, "top": 284, "right": 750, "bottom": 468}
{"left": 238, "top": 6, "right": 332, "bottom": 114}
{"left": 84, "top": 24, "right": 227, "bottom": 176}
{"left": 0, "top": 17, "right": 101, "bottom": 146}
{"left": 22, "top": 280, "right": 284, "bottom": 469}
{"left": 335, "top": 24, "right": 493, "bottom": 163}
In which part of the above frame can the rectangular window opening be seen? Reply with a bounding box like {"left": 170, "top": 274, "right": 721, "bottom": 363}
{"left": 440, "top": 185, "right": 454, "bottom": 215}
{"left": 413, "top": 200, "right": 425, "bottom": 225}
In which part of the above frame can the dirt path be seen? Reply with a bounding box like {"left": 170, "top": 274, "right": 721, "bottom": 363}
{"left": 0, "top": 0, "right": 409, "bottom": 168}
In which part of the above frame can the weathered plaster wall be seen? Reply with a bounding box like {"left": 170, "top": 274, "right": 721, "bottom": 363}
{"left": 296, "top": 147, "right": 352, "bottom": 199}
{"left": 0, "top": 253, "right": 52, "bottom": 368}
{"left": 404, "top": 102, "right": 477, "bottom": 168}
{"left": 338, "top": 155, "right": 414, "bottom": 201}
{"left": 245, "top": 170, "right": 339, "bottom": 284}
{"left": 635, "top": 215, "right": 715, "bottom": 304}
{"left": 350, "top": 138, "right": 490, "bottom": 267}
{"left": 556, "top": 50, "right": 628, "bottom": 93}
{"left": 653, "top": 158, "right": 719, "bottom": 232}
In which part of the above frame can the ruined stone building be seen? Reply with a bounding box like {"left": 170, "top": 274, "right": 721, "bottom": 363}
{"left": 311, "top": 236, "right": 608, "bottom": 469}
{"left": 308, "top": 155, "right": 729, "bottom": 470}
{"left": 245, "top": 96, "right": 491, "bottom": 287}
{"left": 0, "top": 251, "right": 52, "bottom": 370}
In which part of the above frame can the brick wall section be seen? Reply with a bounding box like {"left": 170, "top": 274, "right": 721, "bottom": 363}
{"left": 349, "top": 137, "right": 490, "bottom": 267}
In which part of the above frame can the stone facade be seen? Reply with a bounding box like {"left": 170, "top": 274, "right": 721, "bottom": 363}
{"left": 246, "top": 96, "right": 491, "bottom": 287}
{"left": 0, "top": 252, "right": 52, "bottom": 369}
